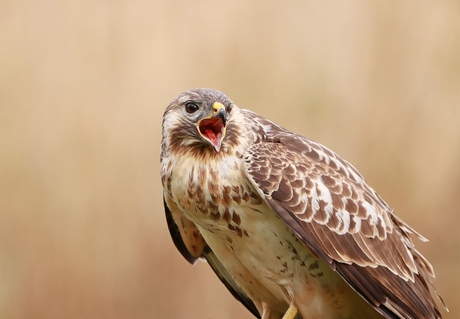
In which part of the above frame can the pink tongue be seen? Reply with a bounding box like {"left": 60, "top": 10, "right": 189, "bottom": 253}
{"left": 204, "top": 129, "right": 218, "bottom": 146}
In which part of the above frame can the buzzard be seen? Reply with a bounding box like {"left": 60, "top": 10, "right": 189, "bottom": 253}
{"left": 160, "top": 88, "right": 446, "bottom": 319}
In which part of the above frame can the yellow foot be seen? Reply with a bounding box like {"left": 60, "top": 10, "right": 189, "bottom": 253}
{"left": 282, "top": 302, "right": 298, "bottom": 319}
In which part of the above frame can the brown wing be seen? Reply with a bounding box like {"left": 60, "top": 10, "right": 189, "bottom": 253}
{"left": 164, "top": 194, "right": 261, "bottom": 318}
{"left": 242, "top": 132, "right": 444, "bottom": 319}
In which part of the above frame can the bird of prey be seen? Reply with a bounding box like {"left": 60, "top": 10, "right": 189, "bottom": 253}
{"left": 160, "top": 88, "right": 446, "bottom": 319}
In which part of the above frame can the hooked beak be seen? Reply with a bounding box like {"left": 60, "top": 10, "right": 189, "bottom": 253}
{"left": 197, "top": 102, "right": 227, "bottom": 153}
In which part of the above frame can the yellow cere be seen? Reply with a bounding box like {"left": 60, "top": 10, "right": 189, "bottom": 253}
{"left": 212, "top": 102, "right": 225, "bottom": 114}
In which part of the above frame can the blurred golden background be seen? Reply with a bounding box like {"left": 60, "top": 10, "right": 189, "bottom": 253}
{"left": 1, "top": 1, "right": 459, "bottom": 318}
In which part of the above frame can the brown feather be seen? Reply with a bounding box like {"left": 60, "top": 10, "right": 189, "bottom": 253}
{"left": 243, "top": 131, "right": 444, "bottom": 318}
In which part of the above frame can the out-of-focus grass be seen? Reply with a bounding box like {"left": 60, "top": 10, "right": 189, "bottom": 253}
{"left": 0, "top": 1, "right": 459, "bottom": 318}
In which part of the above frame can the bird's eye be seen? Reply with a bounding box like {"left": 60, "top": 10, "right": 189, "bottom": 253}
{"left": 185, "top": 102, "right": 199, "bottom": 114}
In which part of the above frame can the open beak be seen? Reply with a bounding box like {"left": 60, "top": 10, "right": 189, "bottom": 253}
{"left": 197, "top": 102, "right": 227, "bottom": 153}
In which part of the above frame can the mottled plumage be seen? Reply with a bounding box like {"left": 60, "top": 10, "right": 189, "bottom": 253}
{"left": 160, "top": 88, "right": 446, "bottom": 319}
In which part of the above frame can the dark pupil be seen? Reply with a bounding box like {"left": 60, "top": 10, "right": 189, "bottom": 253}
{"left": 185, "top": 103, "right": 199, "bottom": 114}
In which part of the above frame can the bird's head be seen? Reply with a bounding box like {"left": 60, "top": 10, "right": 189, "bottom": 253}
{"left": 162, "top": 88, "right": 235, "bottom": 155}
